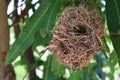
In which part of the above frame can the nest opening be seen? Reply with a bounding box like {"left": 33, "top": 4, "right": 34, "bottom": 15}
{"left": 60, "top": 42, "right": 69, "bottom": 54}
{"left": 73, "top": 25, "right": 87, "bottom": 35}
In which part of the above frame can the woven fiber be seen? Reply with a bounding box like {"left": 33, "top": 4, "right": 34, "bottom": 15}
{"left": 48, "top": 3, "right": 105, "bottom": 69}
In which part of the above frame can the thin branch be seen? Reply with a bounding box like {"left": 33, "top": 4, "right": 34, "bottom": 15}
{"left": 22, "top": 49, "right": 47, "bottom": 80}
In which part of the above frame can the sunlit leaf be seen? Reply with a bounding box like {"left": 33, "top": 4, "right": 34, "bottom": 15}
{"left": 32, "top": 32, "right": 52, "bottom": 50}
{"left": 5, "top": 0, "right": 61, "bottom": 65}
{"left": 51, "top": 55, "right": 65, "bottom": 78}
{"left": 43, "top": 55, "right": 56, "bottom": 80}
{"left": 69, "top": 69, "right": 82, "bottom": 80}
{"left": 109, "top": 50, "right": 118, "bottom": 66}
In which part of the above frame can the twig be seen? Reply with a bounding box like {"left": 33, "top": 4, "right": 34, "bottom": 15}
{"left": 22, "top": 49, "right": 47, "bottom": 80}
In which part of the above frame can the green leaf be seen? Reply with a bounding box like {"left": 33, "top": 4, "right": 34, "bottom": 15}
{"left": 43, "top": 55, "right": 56, "bottom": 80}
{"left": 26, "top": 0, "right": 32, "bottom": 7}
{"left": 32, "top": 32, "right": 52, "bottom": 50}
{"left": 95, "top": 68, "right": 106, "bottom": 80}
{"left": 106, "top": 0, "right": 120, "bottom": 64}
{"left": 68, "top": 69, "right": 82, "bottom": 80}
{"left": 109, "top": 50, "right": 118, "bottom": 66}
{"left": 104, "top": 36, "right": 118, "bottom": 66}
{"left": 82, "top": 71, "right": 89, "bottom": 80}
{"left": 5, "top": 0, "right": 61, "bottom": 65}
{"left": 62, "top": 0, "right": 80, "bottom": 7}
{"left": 51, "top": 55, "right": 65, "bottom": 78}
{"left": 40, "top": 0, "right": 61, "bottom": 38}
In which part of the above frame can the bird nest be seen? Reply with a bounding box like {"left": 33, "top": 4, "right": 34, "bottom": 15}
{"left": 48, "top": 3, "right": 105, "bottom": 69}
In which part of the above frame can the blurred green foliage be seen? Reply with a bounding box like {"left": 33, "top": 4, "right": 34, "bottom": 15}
{"left": 6, "top": 0, "right": 120, "bottom": 80}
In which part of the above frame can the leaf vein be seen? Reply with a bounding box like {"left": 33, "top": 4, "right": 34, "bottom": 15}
{"left": 6, "top": 6, "right": 49, "bottom": 64}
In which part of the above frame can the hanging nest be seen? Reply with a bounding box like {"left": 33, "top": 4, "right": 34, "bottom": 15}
{"left": 47, "top": 3, "right": 105, "bottom": 69}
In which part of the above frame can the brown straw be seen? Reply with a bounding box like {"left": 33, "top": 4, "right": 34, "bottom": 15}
{"left": 48, "top": 2, "right": 105, "bottom": 69}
